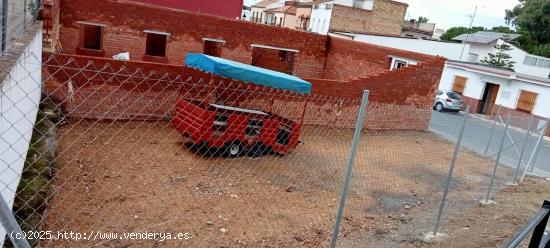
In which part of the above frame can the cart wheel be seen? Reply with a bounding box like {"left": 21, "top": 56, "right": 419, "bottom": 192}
{"left": 226, "top": 141, "right": 243, "bottom": 158}
{"left": 249, "top": 143, "right": 267, "bottom": 157}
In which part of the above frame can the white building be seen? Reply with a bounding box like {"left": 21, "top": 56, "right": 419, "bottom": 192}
{"left": 337, "top": 30, "right": 550, "bottom": 119}
{"left": 251, "top": 0, "right": 282, "bottom": 24}
{"left": 334, "top": 32, "right": 470, "bottom": 60}
{"left": 439, "top": 61, "right": 550, "bottom": 118}
{"left": 453, "top": 31, "right": 550, "bottom": 79}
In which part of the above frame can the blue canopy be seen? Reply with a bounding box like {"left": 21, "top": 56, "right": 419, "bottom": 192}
{"left": 185, "top": 53, "right": 311, "bottom": 94}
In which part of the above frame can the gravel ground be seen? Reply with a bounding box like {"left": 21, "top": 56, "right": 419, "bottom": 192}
{"left": 41, "top": 121, "right": 526, "bottom": 247}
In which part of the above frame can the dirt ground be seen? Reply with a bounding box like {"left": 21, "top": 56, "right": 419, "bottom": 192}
{"left": 40, "top": 121, "right": 540, "bottom": 247}
{"left": 407, "top": 178, "right": 550, "bottom": 248}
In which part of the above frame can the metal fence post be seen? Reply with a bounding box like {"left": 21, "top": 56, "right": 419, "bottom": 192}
{"left": 431, "top": 106, "right": 470, "bottom": 235}
{"left": 483, "top": 112, "right": 512, "bottom": 204}
{"left": 520, "top": 118, "right": 549, "bottom": 182}
{"left": 0, "top": 195, "right": 31, "bottom": 248}
{"left": 511, "top": 116, "right": 534, "bottom": 185}
{"left": 330, "top": 90, "right": 369, "bottom": 248}
{"left": 484, "top": 104, "right": 501, "bottom": 156}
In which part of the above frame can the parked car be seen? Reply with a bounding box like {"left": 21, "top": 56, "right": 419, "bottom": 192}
{"left": 434, "top": 90, "right": 463, "bottom": 112}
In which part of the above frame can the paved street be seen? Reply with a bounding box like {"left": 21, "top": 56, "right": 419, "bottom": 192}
{"left": 428, "top": 111, "right": 550, "bottom": 178}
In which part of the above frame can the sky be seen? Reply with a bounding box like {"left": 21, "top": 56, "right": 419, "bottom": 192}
{"left": 400, "top": 0, "right": 520, "bottom": 30}
{"left": 244, "top": 0, "right": 522, "bottom": 31}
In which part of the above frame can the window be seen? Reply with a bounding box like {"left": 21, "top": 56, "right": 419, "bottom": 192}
{"left": 245, "top": 119, "right": 263, "bottom": 137}
{"left": 145, "top": 33, "right": 167, "bottom": 57}
{"left": 203, "top": 39, "right": 223, "bottom": 57}
{"left": 524, "top": 55, "right": 550, "bottom": 68}
{"left": 213, "top": 114, "right": 229, "bottom": 133}
{"left": 524, "top": 56, "right": 537, "bottom": 66}
{"left": 279, "top": 50, "right": 288, "bottom": 60}
{"left": 393, "top": 60, "right": 407, "bottom": 70}
{"left": 452, "top": 75, "right": 467, "bottom": 94}
{"left": 447, "top": 92, "right": 462, "bottom": 100}
{"left": 516, "top": 90, "right": 537, "bottom": 114}
{"left": 82, "top": 24, "right": 102, "bottom": 50}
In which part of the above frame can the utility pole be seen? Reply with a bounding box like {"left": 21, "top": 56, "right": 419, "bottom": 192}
{"left": 459, "top": 6, "right": 478, "bottom": 61}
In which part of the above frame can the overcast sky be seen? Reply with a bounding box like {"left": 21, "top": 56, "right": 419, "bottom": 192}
{"left": 400, "top": 0, "right": 520, "bottom": 30}
{"left": 244, "top": 0, "right": 522, "bottom": 30}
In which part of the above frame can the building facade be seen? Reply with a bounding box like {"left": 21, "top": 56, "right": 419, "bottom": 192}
{"left": 309, "top": 0, "right": 407, "bottom": 35}
{"left": 295, "top": 2, "right": 313, "bottom": 31}
{"left": 440, "top": 61, "right": 550, "bottom": 126}
{"left": 263, "top": 5, "right": 297, "bottom": 28}
{"left": 453, "top": 32, "right": 550, "bottom": 79}
{"left": 401, "top": 20, "right": 436, "bottom": 39}
{"left": 251, "top": 0, "right": 279, "bottom": 24}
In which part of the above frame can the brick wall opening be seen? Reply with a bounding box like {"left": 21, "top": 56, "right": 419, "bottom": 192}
{"left": 203, "top": 40, "right": 223, "bottom": 57}
{"left": 145, "top": 33, "right": 167, "bottom": 57}
{"left": 251, "top": 47, "right": 296, "bottom": 74}
{"left": 82, "top": 25, "right": 102, "bottom": 50}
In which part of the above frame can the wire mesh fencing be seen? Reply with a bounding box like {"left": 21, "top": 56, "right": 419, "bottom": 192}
{"left": 1, "top": 51, "right": 550, "bottom": 247}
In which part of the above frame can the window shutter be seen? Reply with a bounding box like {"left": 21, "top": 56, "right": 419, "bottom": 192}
{"left": 516, "top": 90, "right": 537, "bottom": 113}
{"left": 452, "top": 76, "right": 467, "bottom": 94}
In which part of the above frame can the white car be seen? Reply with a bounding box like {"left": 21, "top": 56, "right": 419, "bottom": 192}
{"left": 434, "top": 90, "right": 463, "bottom": 112}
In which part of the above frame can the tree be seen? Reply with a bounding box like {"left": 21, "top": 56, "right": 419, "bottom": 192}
{"left": 515, "top": 0, "right": 550, "bottom": 45}
{"left": 532, "top": 43, "right": 550, "bottom": 57}
{"left": 417, "top": 16, "right": 429, "bottom": 23}
{"left": 480, "top": 42, "right": 517, "bottom": 68}
{"left": 490, "top": 26, "right": 514, "bottom": 33}
{"left": 505, "top": 2, "right": 524, "bottom": 26}
{"left": 440, "top": 26, "right": 486, "bottom": 41}
{"left": 505, "top": 0, "right": 550, "bottom": 56}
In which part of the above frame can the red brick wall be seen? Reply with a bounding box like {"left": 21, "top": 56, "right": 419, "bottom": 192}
{"left": 42, "top": 0, "right": 60, "bottom": 52}
{"left": 43, "top": 53, "right": 440, "bottom": 132}
{"left": 126, "top": 0, "right": 243, "bottom": 19}
{"left": 53, "top": 0, "right": 328, "bottom": 78}
{"left": 461, "top": 95, "right": 482, "bottom": 114}
{"left": 251, "top": 47, "right": 295, "bottom": 74}
{"left": 323, "top": 37, "right": 442, "bottom": 81}
{"left": 43, "top": 0, "right": 448, "bottom": 132}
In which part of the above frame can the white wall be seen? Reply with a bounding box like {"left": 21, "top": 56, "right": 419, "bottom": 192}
{"left": 0, "top": 30, "right": 42, "bottom": 245}
{"left": 439, "top": 65, "right": 550, "bottom": 118}
{"left": 468, "top": 40, "right": 550, "bottom": 79}
{"left": 466, "top": 41, "right": 496, "bottom": 63}
{"left": 309, "top": 3, "right": 333, "bottom": 34}
{"left": 350, "top": 34, "right": 470, "bottom": 60}
{"left": 439, "top": 66, "right": 504, "bottom": 100}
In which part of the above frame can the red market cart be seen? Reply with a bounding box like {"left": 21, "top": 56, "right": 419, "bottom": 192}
{"left": 172, "top": 53, "right": 312, "bottom": 157}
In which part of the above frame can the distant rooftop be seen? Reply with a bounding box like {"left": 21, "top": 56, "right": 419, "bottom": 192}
{"left": 252, "top": 0, "right": 277, "bottom": 8}
{"left": 452, "top": 31, "right": 521, "bottom": 44}
{"left": 265, "top": 5, "right": 297, "bottom": 14}
{"left": 447, "top": 60, "right": 550, "bottom": 85}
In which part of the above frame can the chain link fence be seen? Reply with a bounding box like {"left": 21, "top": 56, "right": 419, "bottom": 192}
{"left": 1, "top": 47, "right": 549, "bottom": 247}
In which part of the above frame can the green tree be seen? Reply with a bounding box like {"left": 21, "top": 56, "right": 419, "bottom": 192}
{"left": 505, "top": 0, "right": 550, "bottom": 56}
{"left": 532, "top": 43, "right": 550, "bottom": 57}
{"left": 515, "top": 0, "right": 550, "bottom": 45}
{"left": 417, "top": 16, "right": 429, "bottom": 23}
{"left": 440, "top": 26, "right": 486, "bottom": 41}
{"left": 480, "top": 42, "right": 517, "bottom": 68}
{"left": 490, "top": 26, "right": 515, "bottom": 33}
